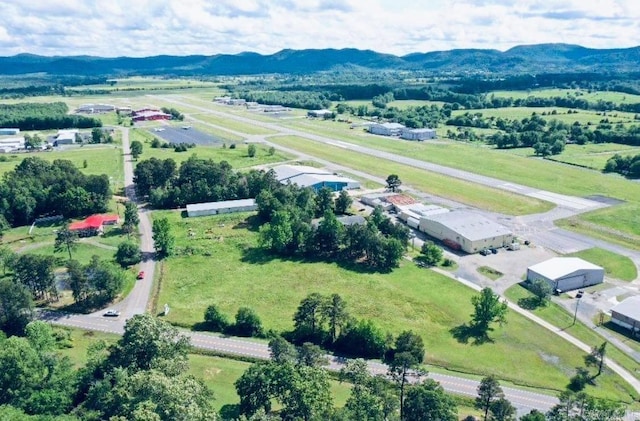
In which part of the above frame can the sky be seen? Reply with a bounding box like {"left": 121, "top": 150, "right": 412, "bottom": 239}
{"left": 0, "top": 0, "right": 638, "bottom": 57}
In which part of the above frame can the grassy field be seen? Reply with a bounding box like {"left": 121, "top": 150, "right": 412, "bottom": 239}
{"left": 134, "top": 141, "right": 291, "bottom": 169}
{"left": 567, "top": 248, "right": 637, "bottom": 282}
{"left": 154, "top": 211, "right": 636, "bottom": 401}
{"left": 0, "top": 145, "right": 124, "bottom": 190}
{"left": 268, "top": 135, "right": 551, "bottom": 215}
{"left": 504, "top": 284, "right": 640, "bottom": 388}
{"left": 544, "top": 143, "right": 640, "bottom": 170}
{"left": 490, "top": 88, "right": 640, "bottom": 105}
{"left": 451, "top": 107, "right": 636, "bottom": 126}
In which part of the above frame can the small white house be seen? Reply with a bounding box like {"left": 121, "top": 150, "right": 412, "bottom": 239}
{"left": 186, "top": 199, "right": 257, "bottom": 217}
{"left": 527, "top": 257, "right": 604, "bottom": 292}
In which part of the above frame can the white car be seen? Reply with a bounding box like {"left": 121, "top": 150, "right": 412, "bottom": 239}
{"left": 103, "top": 309, "right": 120, "bottom": 317}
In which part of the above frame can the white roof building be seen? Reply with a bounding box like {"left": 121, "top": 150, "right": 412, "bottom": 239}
{"left": 186, "top": 199, "right": 257, "bottom": 217}
{"left": 418, "top": 210, "right": 514, "bottom": 253}
{"left": 527, "top": 257, "right": 604, "bottom": 292}
{"left": 610, "top": 296, "right": 640, "bottom": 334}
{"left": 272, "top": 165, "right": 360, "bottom": 192}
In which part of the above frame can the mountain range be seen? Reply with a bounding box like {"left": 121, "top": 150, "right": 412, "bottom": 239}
{"left": 1, "top": 44, "right": 639, "bottom": 76}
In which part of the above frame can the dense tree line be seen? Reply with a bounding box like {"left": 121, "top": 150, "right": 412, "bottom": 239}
{"left": 133, "top": 155, "right": 278, "bottom": 208}
{"left": 0, "top": 102, "right": 101, "bottom": 130}
{"left": 0, "top": 157, "right": 111, "bottom": 226}
{"left": 236, "top": 90, "right": 333, "bottom": 109}
{"left": 603, "top": 153, "right": 640, "bottom": 178}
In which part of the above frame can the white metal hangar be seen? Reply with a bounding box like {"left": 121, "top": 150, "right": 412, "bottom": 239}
{"left": 418, "top": 210, "right": 513, "bottom": 253}
{"left": 186, "top": 199, "right": 257, "bottom": 217}
{"left": 526, "top": 257, "right": 604, "bottom": 292}
{"left": 610, "top": 296, "right": 640, "bottom": 335}
{"left": 272, "top": 165, "right": 360, "bottom": 192}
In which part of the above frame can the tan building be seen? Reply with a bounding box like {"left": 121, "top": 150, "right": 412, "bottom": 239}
{"left": 418, "top": 210, "right": 513, "bottom": 253}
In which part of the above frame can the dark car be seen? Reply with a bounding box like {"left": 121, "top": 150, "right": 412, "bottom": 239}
{"left": 490, "top": 248, "right": 498, "bottom": 254}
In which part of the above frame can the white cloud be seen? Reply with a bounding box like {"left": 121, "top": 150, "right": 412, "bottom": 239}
{"left": 0, "top": 0, "right": 637, "bottom": 57}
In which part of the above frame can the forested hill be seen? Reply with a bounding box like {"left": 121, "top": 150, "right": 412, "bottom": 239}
{"left": 1, "top": 44, "right": 640, "bottom": 76}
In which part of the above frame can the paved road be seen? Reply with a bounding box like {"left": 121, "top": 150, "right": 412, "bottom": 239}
{"left": 42, "top": 310, "right": 559, "bottom": 415}
{"left": 98, "top": 128, "right": 157, "bottom": 318}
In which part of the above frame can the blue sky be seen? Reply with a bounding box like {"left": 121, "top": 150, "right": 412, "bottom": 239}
{"left": 0, "top": 0, "right": 637, "bottom": 57}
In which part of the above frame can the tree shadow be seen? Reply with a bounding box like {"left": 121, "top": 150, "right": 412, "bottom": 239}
{"left": 517, "top": 296, "right": 542, "bottom": 310}
{"left": 219, "top": 404, "right": 240, "bottom": 420}
{"left": 232, "top": 215, "right": 262, "bottom": 232}
{"left": 450, "top": 323, "right": 494, "bottom": 345}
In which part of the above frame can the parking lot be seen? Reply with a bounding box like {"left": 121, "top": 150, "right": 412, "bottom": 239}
{"left": 150, "top": 126, "right": 227, "bottom": 145}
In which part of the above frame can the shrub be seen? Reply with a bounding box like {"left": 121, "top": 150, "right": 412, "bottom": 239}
{"left": 204, "top": 304, "right": 230, "bottom": 332}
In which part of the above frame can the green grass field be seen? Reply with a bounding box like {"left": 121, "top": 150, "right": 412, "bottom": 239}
{"left": 545, "top": 143, "right": 640, "bottom": 170}
{"left": 268, "top": 135, "right": 551, "bottom": 215}
{"left": 0, "top": 145, "right": 124, "bottom": 190}
{"left": 451, "top": 107, "right": 636, "bottom": 126}
{"left": 567, "top": 248, "right": 637, "bottom": 282}
{"left": 154, "top": 211, "right": 636, "bottom": 401}
{"left": 135, "top": 142, "right": 291, "bottom": 169}
{"left": 490, "top": 88, "right": 640, "bottom": 105}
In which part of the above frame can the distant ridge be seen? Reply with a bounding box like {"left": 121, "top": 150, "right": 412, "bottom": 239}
{"left": 1, "top": 44, "right": 639, "bottom": 76}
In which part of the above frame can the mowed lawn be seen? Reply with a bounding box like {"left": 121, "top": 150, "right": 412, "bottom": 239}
{"left": 451, "top": 107, "right": 636, "bottom": 126}
{"left": 490, "top": 88, "right": 640, "bottom": 104}
{"left": 135, "top": 142, "right": 291, "bottom": 169}
{"left": 0, "top": 145, "right": 124, "bottom": 190}
{"left": 155, "top": 211, "right": 636, "bottom": 401}
{"left": 544, "top": 143, "right": 640, "bottom": 170}
{"left": 567, "top": 248, "right": 637, "bottom": 282}
{"left": 267, "top": 135, "right": 551, "bottom": 215}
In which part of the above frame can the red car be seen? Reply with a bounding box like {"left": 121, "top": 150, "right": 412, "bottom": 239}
{"left": 136, "top": 271, "right": 145, "bottom": 280}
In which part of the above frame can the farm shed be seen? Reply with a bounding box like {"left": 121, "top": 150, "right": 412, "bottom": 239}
{"left": 369, "top": 122, "right": 405, "bottom": 136}
{"left": 418, "top": 210, "right": 513, "bottom": 253}
{"left": 526, "top": 257, "right": 604, "bottom": 292}
{"left": 610, "top": 296, "right": 640, "bottom": 335}
{"left": 186, "top": 199, "right": 257, "bottom": 217}
{"left": 273, "top": 165, "right": 360, "bottom": 192}
{"left": 400, "top": 128, "right": 436, "bottom": 141}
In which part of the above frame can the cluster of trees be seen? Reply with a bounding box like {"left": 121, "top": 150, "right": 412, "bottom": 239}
{"left": 0, "top": 102, "right": 101, "bottom": 130}
{"left": 133, "top": 155, "right": 278, "bottom": 208}
{"left": 338, "top": 102, "right": 446, "bottom": 129}
{"left": 160, "top": 107, "right": 184, "bottom": 120}
{"left": 203, "top": 304, "right": 264, "bottom": 337}
{"left": 150, "top": 136, "right": 197, "bottom": 151}
{"left": 236, "top": 90, "right": 334, "bottom": 109}
{"left": 66, "top": 256, "right": 125, "bottom": 311}
{"left": 258, "top": 187, "right": 408, "bottom": 271}
{"left": 235, "top": 331, "right": 435, "bottom": 421}
{"left": 0, "top": 157, "right": 111, "bottom": 226}
{"left": 0, "top": 315, "right": 216, "bottom": 420}
{"left": 603, "top": 153, "right": 640, "bottom": 178}
{"left": 89, "top": 127, "right": 113, "bottom": 144}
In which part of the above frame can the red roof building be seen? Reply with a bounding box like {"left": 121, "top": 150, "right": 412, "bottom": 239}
{"left": 69, "top": 214, "right": 119, "bottom": 237}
